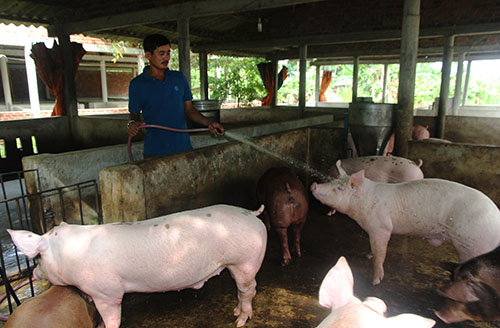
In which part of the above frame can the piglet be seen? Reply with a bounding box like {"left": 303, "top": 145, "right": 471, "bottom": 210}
{"left": 331, "top": 155, "right": 423, "bottom": 183}
{"left": 317, "top": 256, "right": 435, "bottom": 328}
{"left": 257, "top": 167, "right": 309, "bottom": 265}
{"left": 4, "top": 285, "right": 100, "bottom": 328}
{"left": 7, "top": 204, "right": 267, "bottom": 328}
{"left": 435, "top": 245, "right": 500, "bottom": 323}
{"left": 310, "top": 170, "right": 500, "bottom": 285}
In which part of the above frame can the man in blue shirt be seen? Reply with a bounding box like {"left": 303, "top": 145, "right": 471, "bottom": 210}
{"left": 128, "top": 34, "right": 224, "bottom": 157}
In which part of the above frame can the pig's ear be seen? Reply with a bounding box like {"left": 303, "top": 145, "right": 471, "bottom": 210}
{"left": 336, "top": 160, "right": 347, "bottom": 176}
{"left": 386, "top": 314, "right": 435, "bottom": 328}
{"left": 6, "top": 229, "right": 47, "bottom": 259}
{"left": 349, "top": 170, "right": 365, "bottom": 188}
{"left": 319, "top": 256, "right": 354, "bottom": 310}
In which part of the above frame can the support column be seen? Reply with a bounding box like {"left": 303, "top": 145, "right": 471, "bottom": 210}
{"left": 58, "top": 33, "right": 78, "bottom": 121}
{"left": 462, "top": 59, "right": 472, "bottom": 106}
{"left": 299, "top": 44, "right": 307, "bottom": 117}
{"left": 137, "top": 51, "right": 145, "bottom": 76}
{"left": 0, "top": 55, "right": 13, "bottom": 111}
{"left": 24, "top": 43, "right": 41, "bottom": 118}
{"left": 452, "top": 51, "right": 465, "bottom": 115}
{"left": 315, "top": 65, "right": 320, "bottom": 105}
{"left": 437, "top": 35, "right": 454, "bottom": 139}
{"left": 352, "top": 56, "right": 359, "bottom": 103}
{"left": 382, "top": 63, "right": 389, "bottom": 103}
{"left": 100, "top": 58, "right": 108, "bottom": 103}
{"left": 272, "top": 59, "right": 278, "bottom": 107}
{"left": 199, "top": 51, "right": 208, "bottom": 100}
{"left": 395, "top": 0, "right": 420, "bottom": 157}
{"left": 177, "top": 17, "right": 191, "bottom": 88}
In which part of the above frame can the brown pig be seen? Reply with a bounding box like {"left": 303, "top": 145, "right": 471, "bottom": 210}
{"left": 4, "top": 285, "right": 100, "bottom": 328}
{"left": 435, "top": 245, "right": 500, "bottom": 323}
{"left": 257, "top": 167, "right": 309, "bottom": 265}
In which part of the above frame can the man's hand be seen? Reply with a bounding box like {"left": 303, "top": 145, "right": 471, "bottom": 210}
{"left": 208, "top": 121, "right": 224, "bottom": 136}
{"left": 128, "top": 121, "right": 146, "bottom": 137}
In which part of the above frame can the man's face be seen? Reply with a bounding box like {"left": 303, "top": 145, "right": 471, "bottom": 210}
{"left": 146, "top": 44, "right": 171, "bottom": 70}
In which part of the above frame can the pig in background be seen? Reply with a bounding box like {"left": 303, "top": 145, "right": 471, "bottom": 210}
{"left": 310, "top": 170, "right": 500, "bottom": 285}
{"left": 316, "top": 256, "right": 435, "bottom": 328}
{"left": 7, "top": 204, "right": 267, "bottom": 328}
{"left": 257, "top": 167, "right": 309, "bottom": 265}
{"left": 435, "top": 245, "right": 500, "bottom": 324}
{"left": 4, "top": 285, "right": 100, "bottom": 328}
{"left": 330, "top": 155, "right": 424, "bottom": 184}
{"left": 383, "top": 124, "right": 430, "bottom": 156}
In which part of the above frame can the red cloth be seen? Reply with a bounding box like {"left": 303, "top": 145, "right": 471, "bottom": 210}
{"left": 319, "top": 70, "right": 333, "bottom": 102}
{"left": 30, "top": 41, "right": 86, "bottom": 116}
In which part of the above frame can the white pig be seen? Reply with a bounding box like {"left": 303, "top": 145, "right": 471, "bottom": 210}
{"left": 310, "top": 171, "right": 500, "bottom": 285}
{"left": 331, "top": 155, "right": 424, "bottom": 183}
{"left": 317, "top": 256, "right": 435, "bottom": 328}
{"left": 7, "top": 204, "right": 267, "bottom": 328}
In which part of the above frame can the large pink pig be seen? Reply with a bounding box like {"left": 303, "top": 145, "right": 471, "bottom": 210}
{"left": 331, "top": 155, "right": 424, "bottom": 183}
{"left": 310, "top": 171, "right": 500, "bottom": 285}
{"left": 316, "top": 256, "right": 435, "bottom": 328}
{"left": 7, "top": 204, "right": 267, "bottom": 328}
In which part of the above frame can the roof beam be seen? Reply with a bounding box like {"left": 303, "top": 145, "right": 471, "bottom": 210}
{"left": 47, "top": 0, "right": 326, "bottom": 36}
{"left": 193, "top": 22, "right": 500, "bottom": 53}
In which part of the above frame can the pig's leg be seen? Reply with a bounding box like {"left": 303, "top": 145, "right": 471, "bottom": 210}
{"left": 227, "top": 265, "right": 257, "bottom": 327}
{"left": 291, "top": 222, "right": 305, "bottom": 258}
{"left": 275, "top": 227, "right": 291, "bottom": 265}
{"left": 93, "top": 296, "right": 123, "bottom": 328}
{"left": 368, "top": 230, "right": 391, "bottom": 285}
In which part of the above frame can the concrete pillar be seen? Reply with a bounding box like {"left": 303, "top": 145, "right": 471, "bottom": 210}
{"left": 462, "top": 59, "right": 472, "bottom": 106}
{"left": 177, "top": 17, "right": 191, "bottom": 88}
{"left": 437, "top": 35, "right": 454, "bottom": 139}
{"left": 0, "top": 55, "right": 13, "bottom": 111}
{"left": 24, "top": 43, "right": 41, "bottom": 118}
{"left": 199, "top": 51, "right": 208, "bottom": 100}
{"left": 57, "top": 33, "right": 79, "bottom": 120}
{"left": 137, "top": 51, "right": 145, "bottom": 76}
{"left": 315, "top": 65, "right": 320, "bottom": 104}
{"left": 382, "top": 63, "right": 388, "bottom": 103}
{"left": 272, "top": 59, "right": 278, "bottom": 107}
{"left": 395, "top": 0, "right": 420, "bottom": 158}
{"left": 352, "top": 56, "right": 359, "bottom": 103}
{"left": 452, "top": 51, "right": 465, "bottom": 115}
{"left": 299, "top": 44, "right": 307, "bottom": 116}
{"left": 100, "top": 58, "right": 108, "bottom": 103}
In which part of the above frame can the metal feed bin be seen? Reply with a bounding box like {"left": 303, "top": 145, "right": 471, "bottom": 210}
{"left": 348, "top": 101, "right": 396, "bottom": 156}
{"left": 189, "top": 100, "right": 222, "bottom": 128}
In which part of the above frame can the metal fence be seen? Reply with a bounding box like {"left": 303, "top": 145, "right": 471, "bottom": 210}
{"left": 0, "top": 170, "right": 101, "bottom": 315}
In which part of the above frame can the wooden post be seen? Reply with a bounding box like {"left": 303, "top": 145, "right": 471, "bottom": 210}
{"left": 452, "top": 51, "right": 465, "bottom": 115}
{"left": 352, "top": 56, "right": 359, "bottom": 103}
{"left": 437, "top": 35, "right": 454, "bottom": 139}
{"left": 56, "top": 31, "right": 78, "bottom": 122}
{"left": 395, "top": 0, "right": 420, "bottom": 157}
{"left": 299, "top": 44, "right": 307, "bottom": 116}
{"left": 178, "top": 17, "right": 191, "bottom": 88}
{"left": 199, "top": 51, "right": 208, "bottom": 100}
{"left": 382, "top": 63, "right": 388, "bottom": 103}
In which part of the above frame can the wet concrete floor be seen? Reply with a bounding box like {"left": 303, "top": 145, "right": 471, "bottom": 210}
{"left": 0, "top": 201, "right": 496, "bottom": 328}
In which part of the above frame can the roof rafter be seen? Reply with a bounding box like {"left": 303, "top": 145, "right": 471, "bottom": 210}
{"left": 47, "top": 0, "right": 326, "bottom": 36}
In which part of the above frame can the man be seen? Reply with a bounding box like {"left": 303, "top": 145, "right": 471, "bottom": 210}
{"left": 128, "top": 34, "right": 224, "bottom": 157}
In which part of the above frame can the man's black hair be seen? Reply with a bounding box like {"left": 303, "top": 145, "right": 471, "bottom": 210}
{"left": 143, "top": 34, "right": 171, "bottom": 54}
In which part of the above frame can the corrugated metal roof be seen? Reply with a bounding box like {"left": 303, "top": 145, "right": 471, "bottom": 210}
{"left": 1, "top": 0, "right": 499, "bottom": 60}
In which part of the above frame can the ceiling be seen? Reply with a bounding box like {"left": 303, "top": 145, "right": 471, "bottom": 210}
{"left": 1, "top": 0, "right": 500, "bottom": 62}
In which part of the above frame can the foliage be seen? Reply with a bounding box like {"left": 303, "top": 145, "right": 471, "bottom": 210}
{"left": 165, "top": 48, "right": 500, "bottom": 108}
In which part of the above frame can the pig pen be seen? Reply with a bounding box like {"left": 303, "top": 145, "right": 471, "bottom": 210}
{"left": 2, "top": 116, "right": 500, "bottom": 327}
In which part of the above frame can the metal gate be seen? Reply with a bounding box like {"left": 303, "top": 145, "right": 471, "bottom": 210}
{"left": 0, "top": 170, "right": 102, "bottom": 316}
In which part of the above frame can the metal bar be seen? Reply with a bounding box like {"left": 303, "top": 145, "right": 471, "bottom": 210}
{"left": 77, "top": 184, "right": 84, "bottom": 225}
{"left": 58, "top": 189, "right": 66, "bottom": 222}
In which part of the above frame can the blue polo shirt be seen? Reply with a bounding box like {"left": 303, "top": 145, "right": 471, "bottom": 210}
{"left": 129, "top": 66, "right": 193, "bottom": 157}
